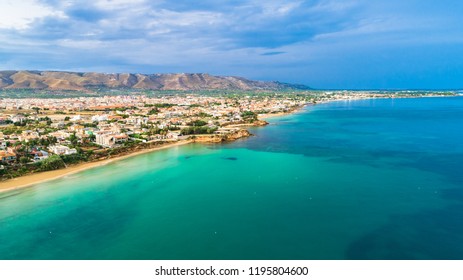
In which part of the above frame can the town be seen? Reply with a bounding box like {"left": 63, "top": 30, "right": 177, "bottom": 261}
{"left": 0, "top": 90, "right": 455, "bottom": 180}
{"left": 0, "top": 92, "right": 309, "bottom": 179}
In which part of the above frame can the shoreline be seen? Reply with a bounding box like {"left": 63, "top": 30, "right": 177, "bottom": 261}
{"left": 0, "top": 140, "right": 193, "bottom": 195}
{"left": 259, "top": 105, "right": 309, "bottom": 120}
{"left": 0, "top": 94, "right": 455, "bottom": 195}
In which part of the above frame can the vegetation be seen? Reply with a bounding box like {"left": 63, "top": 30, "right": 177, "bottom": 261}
{"left": 187, "top": 120, "right": 208, "bottom": 126}
{"left": 181, "top": 126, "right": 217, "bottom": 135}
{"left": 194, "top": 112, "right": 212, "bottom": 118}
{"left": 35, "top": 155, "right": 66, "bottom": 172}
{"left": 61, "top": 153, "right": 87, "bottom": 164}
{"left": 241, "top": 111, "right": 258, "bottom": 122}
{"left": 148, "top": 108, "right": 159, "bottom": 115}
{"left": 144, "top": 103, "right": 175, "bottom": 108}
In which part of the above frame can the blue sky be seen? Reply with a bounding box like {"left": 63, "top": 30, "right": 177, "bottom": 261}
{"left": 0, "top": 0, "right": 462, "bottom": 89}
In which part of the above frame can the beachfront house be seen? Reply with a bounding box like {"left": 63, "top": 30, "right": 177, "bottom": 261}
{"left": 166, "top": 131, "right": 180, "bottom": 140}
{"left": 31, "top": 150, "right": 49, "bottom": 161}
{"left": 0, "top": 150, "right": 16, "bottom": 164}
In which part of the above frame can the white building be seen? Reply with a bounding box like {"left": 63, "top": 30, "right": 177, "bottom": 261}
{"left": 71, "top": 115, "right": 82, "bottom": 121}
{"left": 49, "top": 145, "right": 78, "bottom": 155}
{"left": 95, "top": 132, "right": 128, "bottom": 147}
{"left": 91, "top": 115, "right": 108, "bottom": 122}
{"left": 10, "top": 114, "right": 26, "bottom": 123}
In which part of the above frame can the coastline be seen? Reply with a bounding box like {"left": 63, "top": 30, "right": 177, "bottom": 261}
{"left": 259, "top": 105, "right": 309, "bottom": 120}
{"left": 1, "top": 94, "right": 455, "bottom": 196}
{"left": 0, "top": 140, "right": 193, "bottom": 195}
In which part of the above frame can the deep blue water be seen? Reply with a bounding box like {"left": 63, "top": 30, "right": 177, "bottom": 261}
{"left": 0, "top": 97, "right": 462, "bottom": 259}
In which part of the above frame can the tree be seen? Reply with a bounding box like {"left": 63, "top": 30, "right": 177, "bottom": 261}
{"left": 69, "top": 133, "right": 78, "bottom": 146}
{"left": 20, "top": 156, "right": 30, "bottom": 165}
{"left": 36, "top": 155, "right": 65, "bottom": 171}
{"left": 148, "top": 108, "right": 159, "bottom": 115}
{"left": 47, "top": 136, "right": 58, "bottom": 145}
{"left": 14, "top": 121, "right": 26, "bottom": 127}
{"left": 187, "top": 120, "right": 207, "bottom": 126}
{"left": 180, "top": 126, "right": 217, "bottom": 135}
{"left": 32, "top": 107, "right": 40, "bottom": 114}
{"left": 241, "top": 111, "right": 257, "bottom": 122}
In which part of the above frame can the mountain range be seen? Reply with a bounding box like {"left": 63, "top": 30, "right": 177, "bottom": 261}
{"left": 0, "top": 71, "right": 309, "bottom": 91}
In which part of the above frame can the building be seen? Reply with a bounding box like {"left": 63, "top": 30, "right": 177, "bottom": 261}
{"left": 0, "top": 150, "right": 16, "bottom": 164}
{"left": 10, "top": 114, "right": 26, "bottom": 123}
{"left": 166, "top": 131, "right": 180, "bottom": 140}
{"left": 68, "top": 124, "right": 85, "bottom": 133}
{"left": 95, "top": 133, "right": 128, "bottom": 147}
{"left": 70, "top": 115, "right": 82, "bottom": 121}
{"left": 49, "top": 131, "right": 71, "bottom": 142}
{"left": 91, "top": 115, "right": 108, "bottom": 122}
{"left": 31, "top": 149, "right": 49, "bottom": 161}
{"left": 19, "top": 131, "right": 40, "bottom": 142}
{"left": 49, "top": 145, "right": 77, "bottom": 155}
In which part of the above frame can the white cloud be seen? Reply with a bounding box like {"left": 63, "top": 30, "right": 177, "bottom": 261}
{"left": 256, "top": 1, "right": 303, "bottom": 16}
{"left": 145, "top": 9, "right": 223, "bottom": 30}
{"left": 94, "top": 0, "right": 147, "bottom": 10}
{"left": 0, "top": 0, "right": 64, "bottom": 30}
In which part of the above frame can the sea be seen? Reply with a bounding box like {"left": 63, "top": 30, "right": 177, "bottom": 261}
{"left": 1, "top": 96, "right": 463, "bottom": 260}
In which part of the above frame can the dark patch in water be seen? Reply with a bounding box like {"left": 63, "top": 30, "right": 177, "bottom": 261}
{"left": 184, "top": 156, "right": 192, "bottom": 159}
{"left": 397, "top": 153, "right": 463, "bottom": 186}
{"left": 345, "top": 204, "right": 463, "bottom": 259}
{"left": 223, "top": 157, "right": 238, "bottom": 161}
{"left": 441, "top": 187, "right": 463, "bottom": 202}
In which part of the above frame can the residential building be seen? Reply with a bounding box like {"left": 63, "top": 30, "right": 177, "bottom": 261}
{"left": 49, "top": 145, "right": 77, "bottom": 155}
{"left": 0, "top": 150, "right": 16, "bottom": 164}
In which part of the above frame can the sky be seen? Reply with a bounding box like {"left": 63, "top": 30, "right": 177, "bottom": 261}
{"left": 0, "top": 0, "right": 462, "bottom": 89}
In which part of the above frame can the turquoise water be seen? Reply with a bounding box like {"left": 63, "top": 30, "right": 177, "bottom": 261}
{"left": 1, "top": 97, "right": 463, "bottom": 259}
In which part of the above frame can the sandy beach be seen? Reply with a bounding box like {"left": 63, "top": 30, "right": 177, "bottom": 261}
{"left": 259, "top": 105, "right": 309, "bottom": 119}
{"left": 259, "top": 111, "right": 294, "bottom": 119}
{"left": 0, "top": 139, "right": 193, "bottom": 195}
{"left": 0, "top": 104, "right": 312, "bottom": 195}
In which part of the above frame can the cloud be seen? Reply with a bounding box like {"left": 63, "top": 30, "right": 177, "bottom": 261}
{"left": 0, "top": 0, "right": 64, "bottom": 30}
{"left": 0, "top": 0, "right": 462, "bottom": 89}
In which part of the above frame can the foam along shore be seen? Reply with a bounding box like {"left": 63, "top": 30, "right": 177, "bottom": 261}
{"left": 0, "top": 140, "right": 193, "bottom": 195}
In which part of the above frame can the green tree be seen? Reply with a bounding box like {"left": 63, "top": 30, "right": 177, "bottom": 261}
{"left": 36, "top": 155, "right": 65, "bottom": 171}
{"left": 69, "top": 133, "right": 78, "bottom": 146}
{"left": 187, "top": 120, "right": 207, "bottom": 126}
{"left": 32, "top": 107, "right": 40, "bottom": 114}
{"left": 19, "top": 156, "right": 30, "bottom": 165}
{"left": 241, "top": 111, "right": 257, "bottom": 122}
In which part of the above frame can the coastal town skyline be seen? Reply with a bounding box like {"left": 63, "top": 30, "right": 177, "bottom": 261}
{"left": 1, "top": 1, "right": 462, "bottom": 89}
{"left": 0, "top": 89, "right": 455, "bottom": 190}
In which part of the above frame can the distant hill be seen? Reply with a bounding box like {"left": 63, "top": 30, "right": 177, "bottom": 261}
{"left": 0, "top": 71, "right": 310, "bottom": 91}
